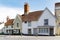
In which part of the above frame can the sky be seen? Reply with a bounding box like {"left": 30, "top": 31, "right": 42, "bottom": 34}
{"left": 0, "top": 0, "right": 60, "bottom": 22}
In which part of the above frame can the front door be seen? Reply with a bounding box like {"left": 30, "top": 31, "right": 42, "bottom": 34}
{"left": 12, "top": 30, "right": 13, "bottom": 34}
{"left": 19, "top": 30, "right": 20, "bottom": 34}
{"left": 50, "top": 28, "right": 54, "bottom": 35}
{"left": 33, "top": 28, "right": 37, "bottom": 35}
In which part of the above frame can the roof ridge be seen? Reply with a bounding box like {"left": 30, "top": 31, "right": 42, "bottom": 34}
{"left": 29, "top": 10, "right": 43, "bottom": 13}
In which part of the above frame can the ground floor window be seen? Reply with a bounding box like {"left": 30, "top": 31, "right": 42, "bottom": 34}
{"left": 28, "top": 29, "right": 31, "bottom": 34}
{"left": 39, "top": 28, "right": 48, "bottom": 33}
{"left": 6, "top": 30, "right": 13, "bottom": 34}
{"left": 6, "top": 30, "right": 8, "bottom": 33}
{"left": 6, "top": 29, "right": 20, "bottom": 34}
{"left": 13, "top": 29, "right": 20, "bottom": 34}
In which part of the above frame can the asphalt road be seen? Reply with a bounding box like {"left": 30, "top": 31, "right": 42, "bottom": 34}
{"left": 0, "top": 35, "right": 60, "bottom": 40}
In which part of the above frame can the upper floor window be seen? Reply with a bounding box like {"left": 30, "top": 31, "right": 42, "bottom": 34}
{"left": 17, "top": 23, "right": 19, "bottom": 27}
{"left": 44, "top": 19, "right": 48, "bottom": 25}
{"left": 11, "top": 25, "right": 13, "bottom": 28}
{"left": 11, "top": 24, "right": 14, "bottom": 28}
{"left": 28, "top": 21, "right": 31, "bottom": 26}
{"left": 6, "top": 26, "right": 8, "bottom": 28}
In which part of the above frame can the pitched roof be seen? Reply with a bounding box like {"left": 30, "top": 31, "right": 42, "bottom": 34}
{"left": 55, "top": 2, "right": 60, "bottom": 7}
{"left": 4, "top": 10, "right": 44, "bottom": 26}
{"left": 22, "top": 10, "right": 43, "bottom": 22}
{"left": 5, "top": 8, "right": 54, "bottom": 26}
{"left": 5, "top": 19, "right": 14, "bottom": 26}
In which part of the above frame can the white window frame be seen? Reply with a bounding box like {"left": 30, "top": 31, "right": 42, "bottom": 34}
{"left": 44, "top": 19, "right": 48, "bottom": 25}
{"left": 28, "top": 21, "right": 31, "bottom": 26}
{"left": 39, "top": 28, "right": 48, "bottom": 33}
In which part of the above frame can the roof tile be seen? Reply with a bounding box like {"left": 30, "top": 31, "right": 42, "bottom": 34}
{"left": 22, "top": 10, "right": 43, "bottom": 22}
{"left": 5, "top": 19, "right": 14, "bottom": 26}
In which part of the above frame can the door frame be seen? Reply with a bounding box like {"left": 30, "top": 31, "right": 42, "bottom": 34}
{"left": 50, "top": 28, "right": 54, "bottom": 35}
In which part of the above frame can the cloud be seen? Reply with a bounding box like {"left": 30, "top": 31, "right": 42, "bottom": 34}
{"left": 0, "top": 6, "right": 24, "bottom": 22}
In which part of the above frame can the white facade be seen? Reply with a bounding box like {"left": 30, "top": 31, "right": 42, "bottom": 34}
{"left": 3, "top": 8, "right": 56, "bottom": 35}
{"left": 22, "top": 8, "right": 56, "bottom": 35}
{"left": 3, "top": 14, "right": 22, "bottom": 34}
{"left": 13, "top": 14, "right": 22, "bottom": 29}
{"left": 13, "top": 14, "right": 22, "bottom": 34}
{"left": 3, "top": 25, "right": 13, "bottom": 34}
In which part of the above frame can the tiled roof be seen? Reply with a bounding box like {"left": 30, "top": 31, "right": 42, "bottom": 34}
{"left": 5, "top": 19, "right": 14, "bottom": 26}
{"left": 22, "top": 10, "right": 43, "bottom": 22}
{"left": 5, "top": 10, "right": 43, "bottom": 26}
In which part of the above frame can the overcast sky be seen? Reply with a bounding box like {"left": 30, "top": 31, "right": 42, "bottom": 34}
{"left": 0, "top": 0, "right": 60, "bottom": 22}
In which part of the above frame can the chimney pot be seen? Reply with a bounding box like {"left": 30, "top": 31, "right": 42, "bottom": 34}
{"left": 6, "top": 16, "right": 10, "bottom": 21}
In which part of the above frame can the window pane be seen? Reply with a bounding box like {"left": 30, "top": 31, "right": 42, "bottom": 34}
{"left": 17, "top": 23, "right": 19, "bottom": 27}
{"left": 44, "top": 28, "right": 48, "bottom": 33}
{"left": 28, "top": 21, "right": 31, "bottom": 26}
{"left": 39, "top": 28, "right": 48, "bottom": 33}
{"left": 44, "top": 19, "right": 48, "bottom": 25}
{"left": 39, "top": 28, "right": 43, "bottom": 33}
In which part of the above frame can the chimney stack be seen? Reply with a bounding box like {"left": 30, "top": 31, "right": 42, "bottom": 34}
{"left": 6, "top": 16, "right": 10, "bottom": 21}
{"left": 24, "top": 2, "right": 29, "bottom": 15}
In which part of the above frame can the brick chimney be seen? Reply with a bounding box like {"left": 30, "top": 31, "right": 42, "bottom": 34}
{"left": 24, "top": 3, "right": 29, "bottom": 15}
{"left": 6, "top": 16, "right": 10, "bottom": 21}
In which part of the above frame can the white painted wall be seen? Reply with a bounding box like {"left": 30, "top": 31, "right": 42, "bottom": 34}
{"left": 3, "top": 14, "right": 22, "bottom": 34}
{"left": 38, "top": 8, "right": 55, "bottom": 26}
{"left": 22, "top": 21, "right": 38, "bottom": 34}
{"left": 22, "top": 8, "right": 56, "bottom": 35}
{"left": 2, "top": 25, "right": 12, "bottom": 34}
{"left": 13, "top": 15, "right": 22, "bottom": 29}
{"left": 2, "top": 8, "right": 56, "bottom": 35}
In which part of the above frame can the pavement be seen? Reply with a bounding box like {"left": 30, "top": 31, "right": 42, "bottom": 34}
{"left": 0, "top": 35, "right": 60, "bottom": 40}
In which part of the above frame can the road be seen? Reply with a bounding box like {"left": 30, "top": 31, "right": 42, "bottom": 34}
{"left": 0, "top": 35, "right": 60, "bottom": 40}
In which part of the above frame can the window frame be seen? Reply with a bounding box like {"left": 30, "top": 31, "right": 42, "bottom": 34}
{"left": 28, "top": 21, "right": 31, "bottom": 27}
{"left": 17, "top": 23, "right": 19, "bottom": 27}
{"left": 11, "top": 25, "right": 13, "bottom": 28}
{"left": 39, "top": 28, "right": 48, "bottom": 33}
{"left": 44, "top": 19, "right": 48, "bottom": 25}
{"left": 6, "top": 30, "right": 8, "bottom": 33}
